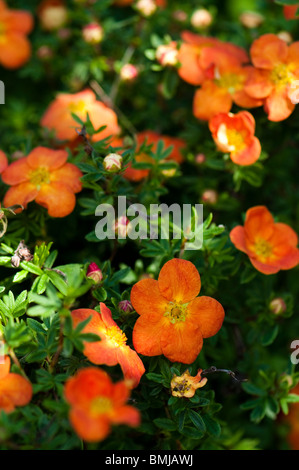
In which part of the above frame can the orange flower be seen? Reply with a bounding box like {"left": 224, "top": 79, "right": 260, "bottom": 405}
{"left": 64, "top": 367, "right": 140, "bottom": 442}
{"left": 284, "top": 383, "right": 299, "bottom": 449}
{"left": 171, "top": 369, "right": 207, "bottom": 398}
{"left": 209, "top": 111, "right": 261, "bottom": 166}
{"left": 244, "top": 34, "right": 299, "bottom": 121}
{"left": 177, "top": 31, "right": 249, "bottom": 86}
{"left": 41, "top": 89, "right": 121, "bottom": 142}
{"left": 131, "top": 258, "right": 225, "bottom": 364}
{"left": 0, "top": 356, "right": 32, "bottom": 412}
{"left": 114, "top": 0, "right": 166, "bottom": 5}
{"left": 230, "top": 206, "right": 299, "bottom": 275}
{"left": 1, "top": 147, "right": 82, "bottom": 218}
{"left": 0, "top": 150, "right": 8, "bottom": 173}
{"left": 192, "top": 46, "right": 263, "bottom": 121}
{"left": 71, "top": 303, "right": 145, "bottom": 388}
{"left": 283, "top": 4, "right": 299, "bottom": 20}
{"left": 0, "top": 0, "right": 33, "bottom": 69}
{"left": 123, "top": 131, "right": 185, "bottom": 182}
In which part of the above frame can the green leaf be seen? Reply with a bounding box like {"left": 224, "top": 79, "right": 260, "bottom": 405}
{"left": 242, "top": 382, "right": 266, "bottom": 396}
{"left": 202, "top": 414, "right": 221, "bottom": 438}
{"left": 188, "top": 410, "right": 206, "bottom": 433}
{"left": 46, "top": 270, "right": 68, "bottom": 296}
{"left": 153, "top": 418, "right": 177, "bottom": 431}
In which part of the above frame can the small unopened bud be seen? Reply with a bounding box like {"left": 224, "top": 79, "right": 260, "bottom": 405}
{"left": 270, "top": 298, "right": 287, "bottom": 315}
{"left": 82, "top": 23, "right": 104, "bottom": 44}
{"left": 202, "top": 189, "right": 218, "bottom": 204}
{"left": 57, "top": 27, "right": 71, "bottom": 40}
{"left": 195, "top": 153, "right": 206, "bottom": 164}
{"left": 172, "top": 10, "right": 188, "bottom": 22}
{"left": 39, "top": 0, "right": 68, "bottom": 30}
{"left": 11, "top": 151, "right": 25, "bottom": 161}
{"left": 86, "top": 262, "right": 103, "bottom": 283}
{"left": 277, "top": 31, "right": 293, "bottom": 44}
{"left": 114, "top": 216, "right": 131, "bottom": 238}
{"left": 37, "top": 45, "right": 53, "bottom": 60}
{"left": 120, "top": 64, "right": 139, "bottom": 81}
{"left": 135, "top": 0, "right": 156, "bottom": 17}
{"left": 118, "top": 300, "right": 134, "bottom": 313}
{"left": 239, "top": 11, "right": 264, "bottom": 29}
{"left": 156, "top": 42, "right": 179, "bottom": 67}
{"left": 103, "top": 153, "right": 123, "bottom": 172}
{"left": 191, "top": 9, "right": 213, "bottom": 29}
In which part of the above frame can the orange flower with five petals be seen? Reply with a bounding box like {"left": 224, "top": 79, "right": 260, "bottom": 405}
{"left": 41, "top": 89, "right": 120, "bottom": 142}
{"left": 71, "top": 303, "right": 145, "bottom": 388}
{"left": 244, "top": 34, "right": 299, "bottom": 121}
{"left": 0, "top": 356, "right": 32, "bottom": 412}
{"left": 0, "top": 0, "right": 33, "bottom": 69}
{"left": 131, "top": 258, "right": 225, "bottom": 364}
{"left": 64, "top": 367, "right": 140, "bottom": 442}
{"left": 209, "top": 111, "right": 261, "bottom": 166}
{"left": 230, "top": 206, "right": 299, "bottom": 275}
{"left": 1, "top": 147, "right": 82, "bottom": 218}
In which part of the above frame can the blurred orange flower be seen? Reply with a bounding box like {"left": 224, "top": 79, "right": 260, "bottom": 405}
{"left": 1, "top": 147, "right": 82, "bottom": 218}
{"left": 171, "top": 369, "right": 207, "bottom": 398}
{"left": 71, "top": 303, "right": 145, "bottom": 388}
{"left": 244, "top": 34, "right": 299, "bottom": 121}
{"left": 230, "top": 206, "right": 299, "bottom": 275}
{"left": 123, "top": 130, "right": 185, "bottom": 182}
{"left": 283, "top": 4, "right": 299, "bottom": 20}
{"left": 131, "top": 258, "right": 225, "bottom": 364}
{"left": 0, "top": 151, "right": 8, "bottom": 173}
{"left": 209, "top": 111, "right": 261, "bottom": 165}
{"left": 0, "top": 356, "right": 32, "bottom": 412}
{"left": 114, "top": 0, "right": 166, "bottom": 6}
{"left": 41, "top": 89, "right": 120, "bottom": 142}
{"left": 0, "top": 0, "right": 33, "bottom": 69}
{"left": 177, "top": 31, "right": 249, "bottom": 87}
{"left": 64, "top": 367, "right": 140, "bottom": 442}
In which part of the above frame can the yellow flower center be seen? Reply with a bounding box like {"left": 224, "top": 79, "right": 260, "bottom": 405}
{"left": 30, "top": 167, "right": 50, "bottom": 188}
{"left": 216, "top": 72, "right": 243, "bottom": 94}
{"left": 226, "top": 128, "right": 246, "bottom": 150}
{"left": 270, "top": 64, "right": 293, "bottom": 88}
{"left": 69, "top": 100, "right": 87, "bottom": 114}
{"left": 0, "top": 22, "right": 7, "bottom": 44}
{"left": 255, "top": 238, "right": 273, "bottom": 260}
{"left": 106, "top": 326, "right": 127, "bottom": 347}
{"left": 164, "top": 302, "right": 187, "bottom": 324}
{"left": 90, "top": 396, "right": 112, "bottom": 416}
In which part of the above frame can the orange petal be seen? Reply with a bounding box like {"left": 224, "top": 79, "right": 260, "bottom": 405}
{"left": 249, "top": 257, "right": 280, "bottom": 275}
{"left": 50, "top": 163, "right": 82, "bottom": 193}
{"left": 0, "top": 356, "right": 10, "bottom": 380}
{"left": 6, "top": 10, "right": 34, "bottom": 34}
{"left": 229, "top": 226, "right": 248, "bottom": 254}
{"left": 35, "top": 182, "right": 76, "bottom": 217}
{"left": 158, "top": 258, "right": 201, "bottom": 303}
{"left": 64, "top": 368, "right": 113, "bottom": 406}
{"left": 0, "top": 33, "right": 31, "bottom": 69}
{"left": 264, "top": 88, "right": 295, "bottom": 122}
{"left": 177, "top": 43, "right": 205, "bottom": 86}
{"left": 71, "top": 308, "right": 105, "bottom": 333}
{"left": 132, "top": 314, "right": 166, "bottom": 356}
{"left": 160, "top": 321, "right": 203, "bottom": 363}
{"left": 0, "top": 373, "right": 32, "bottom": 412}
{"left": 0, "top": 151, "right": 8, "bottom": 174}
{"left": 187, "top": 296, "right": 225, "bottom": 339}
{"left": 69, "top": 407, "right": 111, "bottom": 442}
{"left": 1, "top": 157, "right": 31, "bottom": 185}
{"left": 84, "top": 340, "right": 119, "bottom": 367}
{"left": 99, "top": 303, "right": 118, "bottom": 329}
{"left": 110, "top": 405, "right": 140, "bottom": 427}
{"left": 244, "top": 68, "right": 273, "bottom": 99}
{"left": 230, "top": 136, "right": 261, "bottom": 166}
{"left": 250, "top": 34, "right": 288, "bottom": 69}
{"left": 193, "top": 82, "right": 232, "bottom": 121}
{"left": 3, "top": 182, "right": 38, "bottom": 209}
{"left": 116, "top": 346, "right": 145, "bottom": 387}
{"left": 244, "top": 206, "right": 275, "bottom": 242}
{"left": 27, "top": 147, "right": 68, "bottom": 170}
{"left": 88, "top": 102, "right": 120, "bottom": 142}
{"left": 130, "top": 278, "right": 169, "bottom": 318}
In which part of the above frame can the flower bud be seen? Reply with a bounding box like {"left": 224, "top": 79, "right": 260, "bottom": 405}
{"left": 195, "top": 153, "right": 206, "bottom": 164}
{"left": 37, "top": 45, "right": 53, "bottom": 60}
{"left": 114, "top": 216, "right": 131, "bottom": 238}
{"left": 86, "top": 262, "right": 103, "bottom": 283}
{"left": 191, "top": 9, "right": 213, "bottom": 28}
{"left": 172, "top": 10, "right": 187, "bottom": 22}
{"left": 135, "top": 0, "right": 157, "bottom": 17}
{"left": 239, "top": 11, "right": 264, "bottom": 28}
{"left": 118, "top": 300, "right": 134, "bottom": 313}
{"left": 156, "top": 42, "right": 179, "bottom": 67}
{"left": 202, "top": 189, "right": 218, "bottom": 204}
{"left": 38, "top": 0, "right": 68, "bottom": 30}
{"left": 82, "top": 23, "right": 104, "bottom": 44}
{"left": 269, "top": 298, "right": 287, "bottom": 315}
{"left": 277, "top": 31, "right": 293, "bottom": 44}
{"left": 120, "top": 64, "right": 139, "bottom": 82}
{"left": 103, "top": 153, "right": 123, "bottom": 172}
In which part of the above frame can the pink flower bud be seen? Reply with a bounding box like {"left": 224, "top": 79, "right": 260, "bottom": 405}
{"left": 114, "top": 216, "right": 131, "bottom": 238}
{"left": 156, "top": 42, "right": 179, "bottom": 67}
{"left": 103, "top": 153, "right": 123, "bottom": 172}
{"left": 86, "top": 262, "right": 103, "bottom": 283}
{"left": 202, "top": 189, "right": 218, "bottom": 204}
{"left": 239, "top": 11, "right": 264, "bottom": 28}
{"left": 39, "top": 1, "right": 68, "bottom": 30}
{"left": 118, "top": 300, "right": 134, "bottom": 313}
{"left": 269, "top": 298, "right": 287, "bottom": 315}
{"left": 191, "top": 9, "right": 213, "bottom": 28}
{"left": 120, "top": 64, "right": 139, "bottom": 81}
{"left": 82, "top": 23, "right": 104, "bottom": 44}
{"left": 135, "top": 0, "right": 156, "bottom": 17}
{"left": 195, "top": 153, "right": 206, "bottom": 164}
